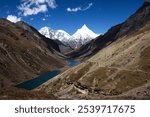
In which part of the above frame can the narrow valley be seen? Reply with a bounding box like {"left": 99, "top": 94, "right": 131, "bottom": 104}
{"left": 0, "top": 0, "right": 150, "bottom": 100}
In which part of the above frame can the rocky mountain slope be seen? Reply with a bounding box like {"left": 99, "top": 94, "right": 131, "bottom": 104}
{"left": 67, "top": 2, "right": 150, "bottom": 59}
{"left": 0, "top": 19, "right": 66, "bottom": 89}
{"left": 16, "top": 21, "right": 61, "bottom": 53}
{"left": 39, "top": 27, "right": 74, "bottom": 53}
{"left": 38, "top": 2, "right": 150, "bottom": 99}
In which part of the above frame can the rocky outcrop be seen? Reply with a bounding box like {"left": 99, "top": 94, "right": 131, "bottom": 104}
{"left": 16, "top": 21, "right": 61, "bottom": 53}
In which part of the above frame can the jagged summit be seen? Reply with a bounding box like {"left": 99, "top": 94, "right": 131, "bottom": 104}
{"left": 39, "top": 26, "right": 52, "bottom": 38}
{"left": 71, "top": 24, "right": 98, "bottom": 47}
{"left": 39, "top": 27, "right": 71, "bottom": 42}
{"left": 81, "top": 24, "right": 89, "bottom": 30}
{"left": 72, "top": 24, "right": 98, "bottom": 39}
{"left": 39, "top": 24, "right": 99, "bottom": 48}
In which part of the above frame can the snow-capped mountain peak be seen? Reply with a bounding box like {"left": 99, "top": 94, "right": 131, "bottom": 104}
{"left": 39, "top": 27, "right": 71, "bottom": 42}
{"left": 39, "top": 26, "right": 50, "bottom": 38}
{"left": 71, "top": 24, "right": 98, "bottom": 46}
{"left": 39, "top": 24, "right": 99, "bottom": 48}
{"left": 81, "top": 24, "right": 89, "bottom": 30}
{"left": 72, "top": 24, "right": 98, "bottom": 39}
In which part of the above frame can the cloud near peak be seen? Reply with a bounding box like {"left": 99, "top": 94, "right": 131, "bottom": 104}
{"left": 67, "top": 3, "right": 93, "bottom": 12}
{"left": 6, "top": 15, "right": 21, "bottom": 23}
{"left": 18, "top": 0, "right": 57, "bottom": 16}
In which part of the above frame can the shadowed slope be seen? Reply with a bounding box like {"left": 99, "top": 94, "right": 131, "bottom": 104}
{"left": 0, "top": 19, "right": 66, "bottom": 88}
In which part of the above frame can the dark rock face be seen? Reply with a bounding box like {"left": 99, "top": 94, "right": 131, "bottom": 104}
{"left": 54, "top": 39, "right": 74, "bottom": 54}
{"left": 116, "top": 2, "right": 150, "bottom": 38}
{"left": 68, "top": 2, "right": 150, "bottom": 59}
{"left": 0, "top": 19, "right": 65, "bottom": 88}
{"left": 16, "top": 21, "right": 61, "bottom": 52}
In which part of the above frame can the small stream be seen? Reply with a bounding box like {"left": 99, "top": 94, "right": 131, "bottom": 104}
{"left": 16, "top": 60, "right": 80, "bottom": 90}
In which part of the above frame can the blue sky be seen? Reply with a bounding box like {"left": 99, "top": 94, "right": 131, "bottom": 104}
{"left": 0, "top": 0, "right": 144, "bottom": 35}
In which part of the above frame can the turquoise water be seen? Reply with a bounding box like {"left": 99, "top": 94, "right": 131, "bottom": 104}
{"left": 16, "top": 70, "right": 60, "bottom": 90}
{"left": 67, "top": 59, "right": 80, "bottom": 67}
{"left": 16, "top": 60, "right": 80, "bottom": 90}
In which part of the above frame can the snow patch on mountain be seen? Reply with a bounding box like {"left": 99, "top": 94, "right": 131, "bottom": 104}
{"left": 39, "top": 27, "right": 71, "bottom": 42}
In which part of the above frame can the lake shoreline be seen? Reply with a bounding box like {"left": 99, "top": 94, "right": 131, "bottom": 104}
{"left": 15, "top": 60, "right": 80, "bottom": 90}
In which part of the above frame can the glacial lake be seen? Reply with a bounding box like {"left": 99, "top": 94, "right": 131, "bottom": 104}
{"left": 16, "top": 60, "right": 80, "bottom": 90}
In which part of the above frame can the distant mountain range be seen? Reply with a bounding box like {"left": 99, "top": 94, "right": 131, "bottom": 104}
{"left": 39, "top": 24, "right": 99, "bottom": 48}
